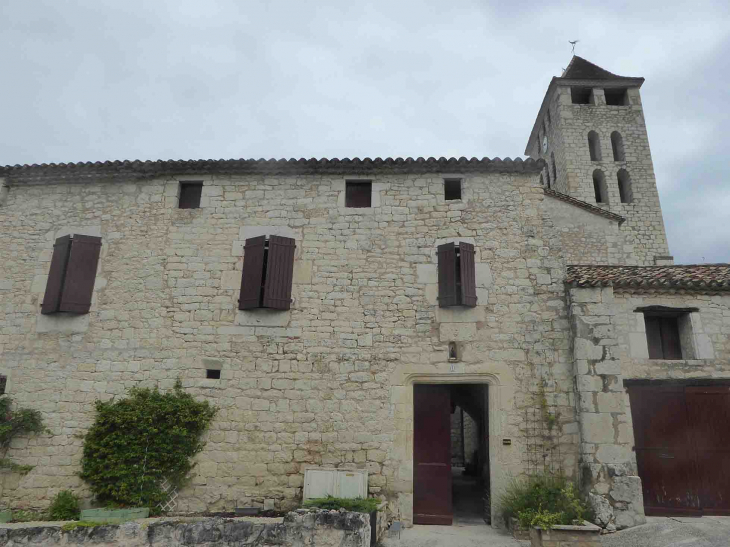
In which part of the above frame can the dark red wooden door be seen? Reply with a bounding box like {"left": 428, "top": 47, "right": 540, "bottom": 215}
{"left": 685, "top": 386, "right": 730, "bottom": 515}
{"left": 629, "top": 384, "right": 730, "bottom": 516}
{"left": 413, "top": 384, "right": 452, "bottom": 525}
{"left": 628, "top": 385, "right": 700, "bottom": 515}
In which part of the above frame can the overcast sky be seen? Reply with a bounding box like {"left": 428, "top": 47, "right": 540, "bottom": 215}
{"left": 2, "top": 0, "right": 728, "bottom": 264}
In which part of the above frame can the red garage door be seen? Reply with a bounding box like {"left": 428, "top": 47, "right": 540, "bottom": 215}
{"left": 628, "top": 384, "right": 730, "bottom": 516}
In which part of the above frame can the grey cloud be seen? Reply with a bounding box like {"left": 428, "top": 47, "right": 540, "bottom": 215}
{"left": 1, "top": 0, "right": 728, "bottom": 262}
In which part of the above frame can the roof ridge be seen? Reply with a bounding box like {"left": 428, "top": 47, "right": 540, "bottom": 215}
{"left": 562, "top": 56, "right": 627, "bottom": 80}
{"left": 0, "top": 156, "right": 547, "bottom": 181}
{"left": 566, "top": 264, "right": 730, "bottom": 292}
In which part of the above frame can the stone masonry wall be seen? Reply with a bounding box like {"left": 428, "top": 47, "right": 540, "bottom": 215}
{"left": 568, "top": 286, "right": 646, "bottom": 531}
{"left": 529, "top": 85, "right": 671, "bottom": 265}
{"left": 0, "top": 170, "right": 579, "bottom": 526}
{"left": 0, "top": 511, "right": 371, "bottom": 547}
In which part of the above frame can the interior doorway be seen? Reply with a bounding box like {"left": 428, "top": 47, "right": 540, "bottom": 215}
{"left": 413, "top": 383, "right": 489, "bottom": 526}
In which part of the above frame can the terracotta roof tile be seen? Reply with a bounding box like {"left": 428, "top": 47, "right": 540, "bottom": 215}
{"left": 0, "top": 156, "right": 546, "bottom": 183}
{"left": 544, "top": 188, "right": 625, "bottom": 224}
{"left": 566, "top": 265, "right": 730, "bottom": 292}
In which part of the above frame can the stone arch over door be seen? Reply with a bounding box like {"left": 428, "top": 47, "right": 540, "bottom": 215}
{"left": 388, "top": 363, "right": 518, "bottom": 527}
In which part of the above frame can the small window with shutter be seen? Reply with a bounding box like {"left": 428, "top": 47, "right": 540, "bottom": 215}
{"left": 42, "top": 234, "right": 102, "bottom": 315}
{"left": 345, "top": 181, "right": 372, "bottom": 208}
{"left": 437, "top": 242, "right": 477, "bottom": 308}
{"left": 239, "top": 235, "right": 296, "bottom": 310}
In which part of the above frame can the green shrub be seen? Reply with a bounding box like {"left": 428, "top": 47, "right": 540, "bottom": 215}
{"left": 0, "top": 396, "right": 48, "bottom": 474}
{"left": 49, "top": 490, "right": 80, "bottom": 521}
{"left": 80, "top": 381, "right": 217, "bottom": 513}
{"left": 498, "top": 474, "right": 591, "bottom": 529}
{"left": 303, "top": 496, "right": 380, "bottom": 513}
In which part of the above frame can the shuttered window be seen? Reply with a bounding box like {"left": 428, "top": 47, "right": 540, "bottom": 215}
{"left": 645, "top": 314, "right": 683, "bottom": 360}
{"left": 239, "top": 235, "right": 296, "bottom": 310}
{"left": 42, "top": 234, "right": 102, "bottom": 315}
{"left": 437, "top": 242, "right": 477, "bottom": 308}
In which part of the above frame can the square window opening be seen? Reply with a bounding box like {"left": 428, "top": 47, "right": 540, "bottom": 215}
{"left": 179, "top": 182, "right": 203, "bottom": 209}
{"left": 345, "top": 181, "right": 372, "bottom": 208}
{"left": 644, "top": 312, "right": 690, "bottom": 360}
{"left": 444, "top": 179, "right": 462, "bottom": 201}
{"left": 571, "top": 87, "right": 593, "bottom": 105}
{"left": 206, "top": 369, "right": 221, "bottom": 379}
{"left": 604, "top": 88, "right": 628, "bottom": 106}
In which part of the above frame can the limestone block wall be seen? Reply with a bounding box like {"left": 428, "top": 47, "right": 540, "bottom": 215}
{"left": 553, "top": 86, "right": 670, "bottom": 264}
{"left": 567, "top": 286, "right": 646, "bottom": 531}
{"left": 528, "top": 84, "right": 671, "bottom": 265}
{"left": 0, "top": 169, "right": 579, "bottom": 526}
{"left": 541, "top": 196, "right": 636, "bottom": 265}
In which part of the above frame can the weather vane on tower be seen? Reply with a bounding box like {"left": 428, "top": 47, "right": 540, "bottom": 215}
{"left": 569, "top": 40, "right": 579, "bottom": 55}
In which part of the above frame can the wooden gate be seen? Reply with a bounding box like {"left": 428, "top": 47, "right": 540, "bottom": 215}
{"left": 628, "top": 384, "right": 730, "bottom": 516}
{"left": 413, "top": 384, "right": 453, "bottom": 525}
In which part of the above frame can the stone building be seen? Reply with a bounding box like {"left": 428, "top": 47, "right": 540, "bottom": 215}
{"left": 0, "top": 56, "right": 728, "bottom": 530}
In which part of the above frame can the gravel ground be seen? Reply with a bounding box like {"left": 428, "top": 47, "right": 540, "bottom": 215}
{"left": 601, "top": 516, "right": 730, "bottom": 547}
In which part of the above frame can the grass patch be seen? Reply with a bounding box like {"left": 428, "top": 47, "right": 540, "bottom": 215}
{"left": 302, "top": 496, "right": 379, "bottom": 513}
{"left": 61, "top": 521, "right": 116, "bottom": 532}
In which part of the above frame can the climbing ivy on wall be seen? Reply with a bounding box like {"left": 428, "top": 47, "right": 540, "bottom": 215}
{"left": 80, "top": 381, "right": 217, "bottom": 511}
{"left": 0, "top": 396, "right": 48, "bottom": 474}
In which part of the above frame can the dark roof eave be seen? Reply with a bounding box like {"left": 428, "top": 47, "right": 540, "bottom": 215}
{"left": 543, "top": 188, "right": 626, "bottom": 224}
{"left": 0, "top": 156, "right": 547, "bottom": 183}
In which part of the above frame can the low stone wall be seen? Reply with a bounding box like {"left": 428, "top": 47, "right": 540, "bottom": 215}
{"left": 0, "top": 510, "right": 371, "bottom": 547}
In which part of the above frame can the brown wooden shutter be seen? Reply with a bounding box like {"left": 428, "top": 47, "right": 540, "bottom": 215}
{"left": 459, "top": 242, "right": 477, "bottom": 307}
{"left": 645, "top": 315, "right": 663, "bottom": 359}
{"left": 58, "top": 235, "right": 102, "bottom": 314}
{"left": 238, "top": 236, "right": 266, "bottom": 310}
{"left": 41, "top": 235, "right": 72, "bottom": 314}
{"left": 437, "top": 243, "right": 457, "bottom": 308}
{"left": 262, "top": 235, "right": 296, "bottom": 310}
{"left": 660, "top": 317, "right": 682, "bottom": 359}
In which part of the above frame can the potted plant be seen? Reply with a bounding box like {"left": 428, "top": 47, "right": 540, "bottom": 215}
{"left": 499, "top": 474, "right": 599, "bottom": 546}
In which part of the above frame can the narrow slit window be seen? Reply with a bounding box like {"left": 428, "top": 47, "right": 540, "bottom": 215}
{"left": 179, "top": 182, "right": 203, "bottom": 209}
{"left": 444, "top": 179, "right": 462, "bottom": 201}
{"left": 611, "top": 131, "right": 625, "bottom": 161}
{"left": 206, "top": 369, "right": 221, "bottom": 379}
{"left": 0, "top": 375, "right": 6, "bottom": 395}
{"left": 345, "top": 181, "right": 372, "bottom": 208}
{"left": 588, "top": 131, "right": 602, "bottom": 161}
{"left": 617, "top": 169, "right": 633, "bottom": 203}
{"left": 593, "top": 170, "right": 608, "bottom": 204}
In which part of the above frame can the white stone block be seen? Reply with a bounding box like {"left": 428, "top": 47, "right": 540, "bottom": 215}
{"left": 416, "top": 264, "right": 437, "bottom": 284}
{"left": 439, "top": 323, "right": 476, "bottom": 341}
{"left": 435, "top": 306, "right": 485, "bottom": 324}
{"left": 628, "top": 333, "right": 649, "bottom": 359}
{"left": 475, "top": 263, "right": 493, "bottom": 287}
{"left": 581, "top": 413, "right": 614, "bottom": 444}
{"left": 36, "top": 313, "right": 90, "bottom": 334}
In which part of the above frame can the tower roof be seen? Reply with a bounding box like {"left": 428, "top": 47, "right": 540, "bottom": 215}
{"left": 562, "top": 56, "right": 628, "bottom": 80}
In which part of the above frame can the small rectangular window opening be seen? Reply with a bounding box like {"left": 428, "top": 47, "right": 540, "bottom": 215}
{"left": 604, "top": 88, "right": 628, "bottom": 106}
{"left": 179, "top": 182, "right": 203, "bottom": 209}
{"left": 571, "top": 87, "right": 592, "bottom": 105}
{"left": 206, "top": 369, "right": 221, "bottom": 379}
{"left": 345, "top": 181, "right": 372, "bottom": 208}
{"left": 644, "top": 313, "right": 683, "bottom": 360}
{"left": 444, "top": 179, "right": 462, "bottom": 201}
{"left": 0, "top": 375, "right": 7, "bottom": 395}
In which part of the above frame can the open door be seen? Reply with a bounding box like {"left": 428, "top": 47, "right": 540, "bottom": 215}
{"left": 414, "top": 384, "right": 453, "bottom": 525}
